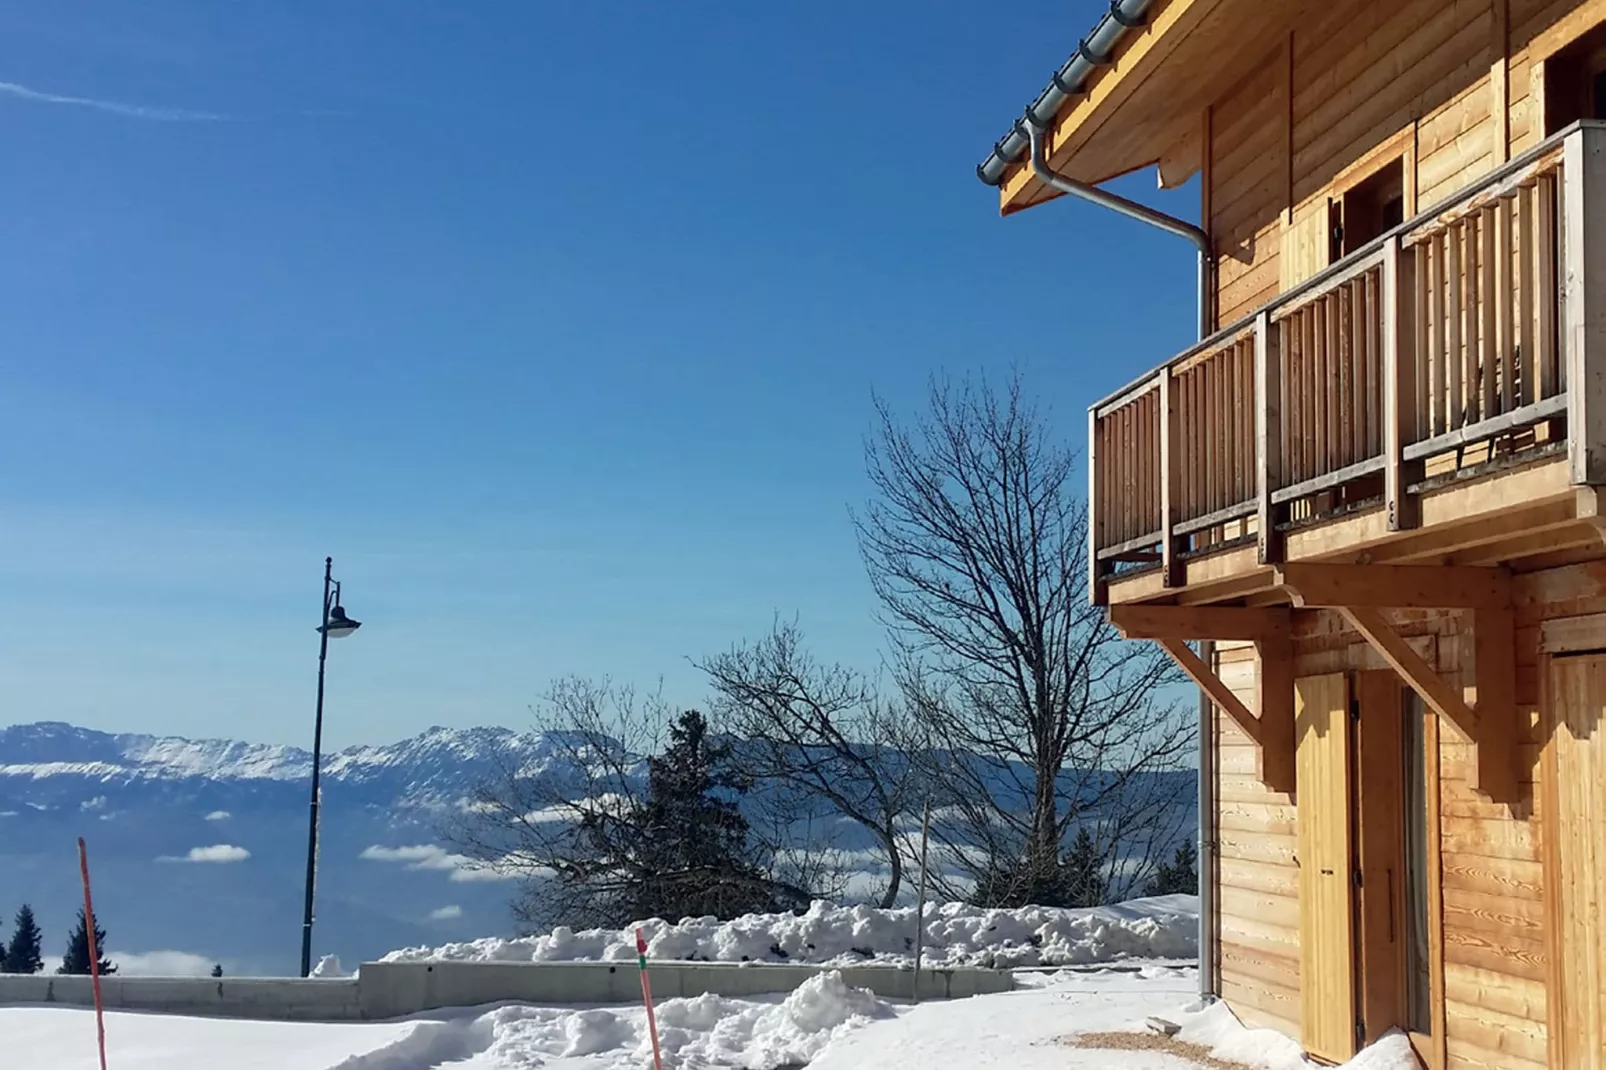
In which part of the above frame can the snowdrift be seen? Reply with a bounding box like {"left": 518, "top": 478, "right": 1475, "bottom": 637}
{"left": 380, "top": 893, "right": 1198, "bottom": 970}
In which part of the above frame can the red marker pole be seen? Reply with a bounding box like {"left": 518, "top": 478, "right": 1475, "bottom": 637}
{"left": 635, "top": 928, "right": 664, "bottom": 1070}
{"left": 78, "top": 837, "right": 109, "bottom": 1070}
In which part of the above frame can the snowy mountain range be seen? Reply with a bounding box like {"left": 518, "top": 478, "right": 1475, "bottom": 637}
{"left": 0, "top": 721, "right": 1195, "bottom": 977}
{"left": 0, "top": 721, "right": 576, "bottom": 976}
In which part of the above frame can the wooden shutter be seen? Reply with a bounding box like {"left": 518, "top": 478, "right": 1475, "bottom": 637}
{"left": 1281, "top": 198, "right": 1333, "bottom": 291}
{"left": 1297, "top": 671, "right": 1356, "bottom": 1063}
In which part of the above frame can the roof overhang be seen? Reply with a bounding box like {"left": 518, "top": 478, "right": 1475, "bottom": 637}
{"left": 981, "top": 0, "right": 1312, "bottom": 216}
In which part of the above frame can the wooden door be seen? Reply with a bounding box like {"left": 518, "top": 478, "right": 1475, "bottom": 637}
{"left": 1546, "top": 654, "right": 1606, "bottom": 1067}
{"left": 1297, "top": 672, "right": 1356, "bottom": 1063}
{"left": 1353, "top": 671, "right": 1407, "bottom": 1045}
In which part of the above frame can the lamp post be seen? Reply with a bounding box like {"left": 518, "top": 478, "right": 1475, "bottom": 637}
{"left": 300, "top": 556, "right": 362, "bottom": 978}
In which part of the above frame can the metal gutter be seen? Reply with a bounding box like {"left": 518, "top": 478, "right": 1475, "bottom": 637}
{"left": 976, "top": 0, "right": 1155, "bottom": 188}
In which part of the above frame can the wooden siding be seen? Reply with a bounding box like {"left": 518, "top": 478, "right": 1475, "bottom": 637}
{"left": 1211, "top": 52, "right": 1287, "bottom": 325}
{"left": 1204, "top": 0, "right": 1603, "bottom": 329}
{"left": 1212, "top": 596, "right": 1554, "bottom": 1068}
{"left": 1216, "top": 642, "right": 1302, "bottom": 1037}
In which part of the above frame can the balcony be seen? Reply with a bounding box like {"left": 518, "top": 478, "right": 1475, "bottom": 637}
{"left": 1088, "top": 122, "right": 1606, "bottom": 607}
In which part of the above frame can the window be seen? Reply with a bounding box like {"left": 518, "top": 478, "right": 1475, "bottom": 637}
{"left": 1401, "top": 691, "right": 1432, "bottom": 1033}
{"left": 1338, "top": 158, "right": 1406, "bottom": 256}
{"left": 1545, "top": 23, "right": 1606, "bottom": 134}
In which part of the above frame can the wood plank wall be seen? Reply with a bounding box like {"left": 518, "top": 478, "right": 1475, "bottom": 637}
{"left": 1211, "top": 594, "right": 1551, "bottom": 1068}
{"left": 1204, "top": 0, "right": 1601, "bottom": 331}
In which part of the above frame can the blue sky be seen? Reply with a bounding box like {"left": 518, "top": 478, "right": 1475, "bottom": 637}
{"left": 0, "top": 2, "right": 1200, "bottom": 748}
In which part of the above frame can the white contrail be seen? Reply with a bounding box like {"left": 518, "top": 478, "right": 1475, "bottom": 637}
{"left": 0, "top": 80, "right": 226, "bottom": 121}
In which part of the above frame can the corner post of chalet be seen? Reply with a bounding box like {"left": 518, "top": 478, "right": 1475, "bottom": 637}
{"left": 1564, "top": 122, "right": 1606, "bottom": 485}
{"left": 1159, "top": 367, "right": 1182, "bottom": 586}
{"left": 1275, "top": 563, "right": 1520, "bottom": 802}
{"left": 1254, "top": 309, "right": 1284, "bottom": 563}
{"left": 1108, "top": 605, "right": 1295, "bottom": 793}
{"left": 1382, "top": 233, "right": 1420, "bottom": 531}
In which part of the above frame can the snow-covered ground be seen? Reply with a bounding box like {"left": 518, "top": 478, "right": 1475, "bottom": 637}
{"left": 381, "top": 895, "right": 1199, "bottom": 971}
{"left": 2, "top": 964, "right": 1419, "bottom": 1070}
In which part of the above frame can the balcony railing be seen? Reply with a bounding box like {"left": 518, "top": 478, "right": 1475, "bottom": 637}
{"left": 1087, "top": 123, "right": 1595, "bottom": 601}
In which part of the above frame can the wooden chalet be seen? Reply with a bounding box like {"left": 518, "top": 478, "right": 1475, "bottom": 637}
{"left": 979, "top": 1, "right": 1606, "bottom": 1066}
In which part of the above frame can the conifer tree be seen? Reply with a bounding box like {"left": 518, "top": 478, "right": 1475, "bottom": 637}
{"left": 57, "top": 907, "right": 115, "bottom": 976}
{"left": 3, "top": 904, "right": 44, "bottom": 974}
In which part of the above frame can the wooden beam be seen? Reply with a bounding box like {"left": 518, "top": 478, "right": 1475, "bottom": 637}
{"left": 1108, "top": 605, "right": 1291, "bottom": 641}
{"left": 1255, "top": 310, "right": 1283, "bottom": 564}
{"left": 1541, "top": 611, "right": 1606, "bottom": 654}
{"left": 1491, "top": 0, "right": 1509, "bottom": 166}
{"left": 1340, "top": 607, "right": 1475, "bottom": 742}
{"left": 1473, "top": 606, "right": 1519, "bottom": 802}
{"left": 1256, "top": 633, "right": 1296, "bottom": 794}
{"left": 1156, "top": 113, "right": 1202, "bottom": 190}
{"left": 1274, "top": 563, "right": 1512, "bottom": 609}
{"left": 1342, "top": 607, "right": 1516, "bottom": 802}
{"left": 1157, "top": 638, "right": 1259, "bottom": 744}
{"left": 1574, "top": 486, "right": 1606, "bottom": 547}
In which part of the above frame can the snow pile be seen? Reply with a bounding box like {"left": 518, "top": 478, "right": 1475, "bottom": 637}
{"left": 381, "top": 894, "right": 1198, "bottom": 970}
{"left": 309, "top": 955, "right": 348, "bottom": 979}
{"left": 340, "top": 970, "right": 889, "bottom": 1070}
{"left": 1175, "top": 1001, "right": 1420, "bottom": 1070}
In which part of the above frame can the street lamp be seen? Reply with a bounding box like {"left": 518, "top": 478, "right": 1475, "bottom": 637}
{"left": 300, "top": 556, "right": 362, "bottom": 978}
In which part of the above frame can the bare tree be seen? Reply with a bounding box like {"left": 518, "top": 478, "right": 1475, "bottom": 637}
{"left": 441, "top": 676, "right": 661, "bottom": 930}
{"left": 854, "top": 371, "right": 1193, "bottom": 907}
{"left": 442, "top": 676, "right": 828, "bottom": 930}
{"left": 700, "top": 620, "right": 920, "bottom": 908}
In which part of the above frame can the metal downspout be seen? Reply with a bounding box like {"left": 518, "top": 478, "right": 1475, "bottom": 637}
{"left": 1026, "top": 121, "right": 1218, "bottom": 1003}
{"left": 1026, "top": 122, "right": 1213, "bottom": 339}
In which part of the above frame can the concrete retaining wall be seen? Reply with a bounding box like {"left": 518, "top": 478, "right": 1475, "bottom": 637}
{"left": 0, "top": 961, "right": 1012, "bottom": 1022}
{"left": 0, "top": 974, "right": 361, "bottom": 1022}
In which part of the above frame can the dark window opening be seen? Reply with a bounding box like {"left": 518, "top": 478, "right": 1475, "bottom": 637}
{"left": 1340, "top": 158, "right": 1406, "bottom": 256}
{"left": 1545, "top": 23, "right": 1606, "bottom": 133}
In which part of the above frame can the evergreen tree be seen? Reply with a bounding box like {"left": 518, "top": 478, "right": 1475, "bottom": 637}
{"left": 1060, "top": 827, "right": 1109, "bottom": 908}
{"left": 3, "top": 904, "right": 44, "bottom": 974}
{"left": 573, "top": 709, "right": 788, "bottom": 923}
{"left": 211, "top": 964, "right": 224, "bottom": 978}
{"left": 1146, "top": 840, "right": 1199, "bottom": 897}
{"left": 57, "top": 907, "right": 115, "bottom": 976}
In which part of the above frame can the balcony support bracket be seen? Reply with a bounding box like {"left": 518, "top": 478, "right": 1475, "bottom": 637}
{"left": 1273, "top": 563, "right": 1513, "bottom": 610}
{"left": 1153, "top": 632, "right": 1295, "bottom": 794}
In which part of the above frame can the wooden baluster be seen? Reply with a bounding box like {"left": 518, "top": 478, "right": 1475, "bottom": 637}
{"left": 1414, "top": 243, "right": 1430, "bottom": 441}
{"left": 1159, "top": 369, "right": 1179, "bottom": 584}
{"left": 1497, "top": 196, "right": 1514, "bottom": 414}
{"left": 1463, "top": 216, "right": 1481, "bottom": 425}
{"left": 1447, "top": 223, "right": 1464, "bottom": 431}
{"left": 1303, "top": 306, "right": 1318, "bottom": 481}
{"left": 1518, "top": 183, "right": 1535, "bottom": 407}
{"left": 1338, "top": 284, "right": 1353, "bottom": 467}
{"left": 1430, "top": 232, "right": 1447, "bottom": 435}
{"left": 1225, "top": 347, "right": 1236, "bottom": 510}
{"left": 1366, "top": 269, "right": 1381, "bottom": 456}
{"left": 1256, "top": 312, "right": 1282, "bottom": 562}
{"left": 1480, "top": 205, "right": 1498, "bottom": 420}
{"left": 1242, "top": 340, "right": 1255, "bottom": 504}
{"left": 1328, "top": 292, "right": 1342, "bottom": 474}
{"left": 1537, "top": 170, "right": 1558, "bottom": 401}
{"left": 1280, "top": 318, "right": 1295, "bottom": 487}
